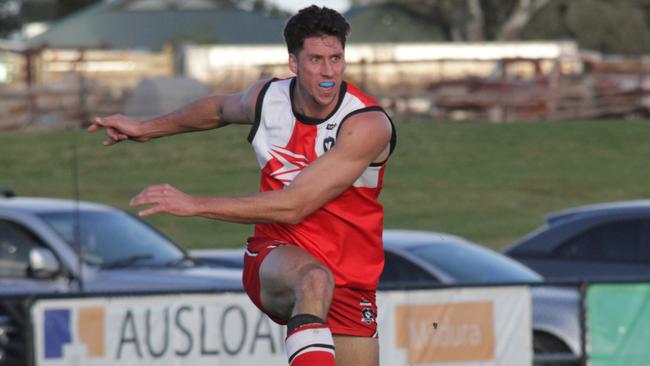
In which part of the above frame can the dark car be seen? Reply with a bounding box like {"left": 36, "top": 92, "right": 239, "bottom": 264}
{"left": 0, "top": 194, "right": 242, "bottom": 365}
{"left": 191, "top": 229, "right": 582, "bottom": 365}
{"left": 503, "top": 200, "right": 650, "bottom": 281}
{"left": 380, "top": 230, "right": 581, "bottom": 365}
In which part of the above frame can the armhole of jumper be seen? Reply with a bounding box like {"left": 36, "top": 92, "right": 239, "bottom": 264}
{"left": 336, "top": 106, "right": 397, "bottom": 167}
{"left": 247, "top": 78, "right": 276, "bottom": 144}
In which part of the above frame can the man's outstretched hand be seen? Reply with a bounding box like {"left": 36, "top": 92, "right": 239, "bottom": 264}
{"left": 88, "top": 114, "right": 149, "bottom": 146}
{"left": 130, "top": 184, "right": 199, "bottom": 217}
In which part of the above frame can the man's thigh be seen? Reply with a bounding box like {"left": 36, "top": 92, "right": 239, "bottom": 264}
{"left": 258, "top": 244, "right": 331, "bottom": 319}
{"left": 334, "top": 335, "right": 379, "bottom": 366}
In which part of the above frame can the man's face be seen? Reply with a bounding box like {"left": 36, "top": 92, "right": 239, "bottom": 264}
{"left": 289, "top": 35, "right": 346, "bottom": 110}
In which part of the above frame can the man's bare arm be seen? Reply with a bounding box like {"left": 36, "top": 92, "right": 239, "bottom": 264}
{"left": 130, "top": 111, "right": 393, "bottom": 223}
{"left": 87, "top": 79, "right": 268, "bottom": 146}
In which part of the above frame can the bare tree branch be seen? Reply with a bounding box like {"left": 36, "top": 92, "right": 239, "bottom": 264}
{"left": 497, "top": 0, "right": 551, "bottom": 40}
{"left": 449, "top": 0, "right": 484, "bottom": 41}
{"left": 465, "top": 0, "right": 485, "bottom": 41}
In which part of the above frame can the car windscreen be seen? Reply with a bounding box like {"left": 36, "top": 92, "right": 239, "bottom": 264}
{"left": 407, "top": 242, "right": 543, "bottom": 283}
{"left": 37, "top": 210, "right": 184, "bottom": 268}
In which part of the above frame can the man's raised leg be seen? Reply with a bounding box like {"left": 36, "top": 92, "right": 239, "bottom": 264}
{"left": 259, "top": 245, "right": 336, "bottom": 365}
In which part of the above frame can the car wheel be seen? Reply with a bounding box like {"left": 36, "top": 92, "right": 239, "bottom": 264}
{"left": 533, "top": 332, "right": 580, "bottom": 366}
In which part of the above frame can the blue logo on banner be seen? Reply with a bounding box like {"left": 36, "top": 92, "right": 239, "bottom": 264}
{"left": 44, "top": 309, "right": 71, "bottom": 359}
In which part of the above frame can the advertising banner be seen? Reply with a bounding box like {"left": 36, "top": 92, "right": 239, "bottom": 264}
{"left": 378, "top": 286, "right": 532, "bottom": 366}
{"left": 32, "top": 286, "right": 531, "bottom": 366}
{"left": 32, "top": 293, "right": 287, "bottom": 366}
{"left": 588, "top": 283, "right": 650, "bottom": 366}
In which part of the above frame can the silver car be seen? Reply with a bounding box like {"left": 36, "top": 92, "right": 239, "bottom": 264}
{"left": 0, "top": 194, "right": 242, "bottom": 365}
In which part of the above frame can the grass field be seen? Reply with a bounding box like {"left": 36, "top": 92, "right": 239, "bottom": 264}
{"left": 2, "top": 119, "right": 650, "bottom": 250}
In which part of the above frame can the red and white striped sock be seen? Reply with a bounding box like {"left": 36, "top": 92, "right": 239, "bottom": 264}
{"left": 285, "top": 323, "right": 335, "bottom": 366}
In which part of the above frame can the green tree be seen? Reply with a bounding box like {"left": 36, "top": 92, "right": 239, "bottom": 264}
{"left": 351, "top": 0, "right": 650, "bottom": 53}
{"left": 351, "top": 0, "right": 551, "bottom": 41}
{"left": 522, "top": 0, "right": 650, "bottom": 54}
{"left": 0, "top": 0, "right": 21, "bottom": 38}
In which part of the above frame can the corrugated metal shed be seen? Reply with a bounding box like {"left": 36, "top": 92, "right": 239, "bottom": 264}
{"left": 27, "top": 0, "right": 285, "bottom": 50}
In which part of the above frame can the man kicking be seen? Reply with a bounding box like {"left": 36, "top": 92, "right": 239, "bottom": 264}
{"left": 89, "top": 5, "right": 396, "bottom": 366}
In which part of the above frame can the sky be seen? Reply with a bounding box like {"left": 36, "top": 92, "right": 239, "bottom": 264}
{"left": 265, "top": 0, "right": 351, "bottom": 13}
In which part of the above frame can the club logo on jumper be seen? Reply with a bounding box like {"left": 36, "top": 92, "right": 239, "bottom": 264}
{"left": 267, "top": 145, "right": 310, "bottom": 185}
{"left": 326, "top": 123, "right": 337, "bottom": 130}
{"left": 44, "top": 306, "right": 106, "bottom": 359}
{"left": 360, "top": 299, "right": 374, "bottom": 324}
{"left": 323, "top": 137, "right": 336, "bottom": 152}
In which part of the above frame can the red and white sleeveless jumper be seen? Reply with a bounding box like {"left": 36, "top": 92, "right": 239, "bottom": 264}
{"left": 247, "top": 77, "right": 396, "bottom": 290}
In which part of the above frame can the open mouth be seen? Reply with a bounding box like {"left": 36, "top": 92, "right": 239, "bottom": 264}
{"left": 319, "top": 81, "right": 335, "bottom": 89}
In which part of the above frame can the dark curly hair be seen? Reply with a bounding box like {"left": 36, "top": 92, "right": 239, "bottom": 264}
{"left": 283, "top": 5, "right": 351, "bottom": 55}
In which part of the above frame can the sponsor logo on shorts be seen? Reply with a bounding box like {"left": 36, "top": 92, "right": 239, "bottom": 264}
{"left": 360, "top": 299, "right": 375, "bottom": 324}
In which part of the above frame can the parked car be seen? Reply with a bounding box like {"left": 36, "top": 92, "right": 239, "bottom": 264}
{"left": 503, "top": 200, "right": 650, "bottom": 281}
{"left": 191, "top": 229, "right": 582, "bottom": 366}
{"left": 0, "top": 193, "right": 242, "bottom": 365}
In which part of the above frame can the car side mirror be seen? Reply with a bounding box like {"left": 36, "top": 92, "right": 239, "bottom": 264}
{"left": 29, "top": 247, "right": 61, "bottom": 279}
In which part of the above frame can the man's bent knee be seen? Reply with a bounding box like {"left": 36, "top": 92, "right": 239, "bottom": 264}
{"left": 258, "top": 247, "right": 334, "bottom": 320}
{"left": 293, "top": 264, "right": 334, "bottom": 317}
{"left": 297, "top": 264, "right": 334, "bottom": 298}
